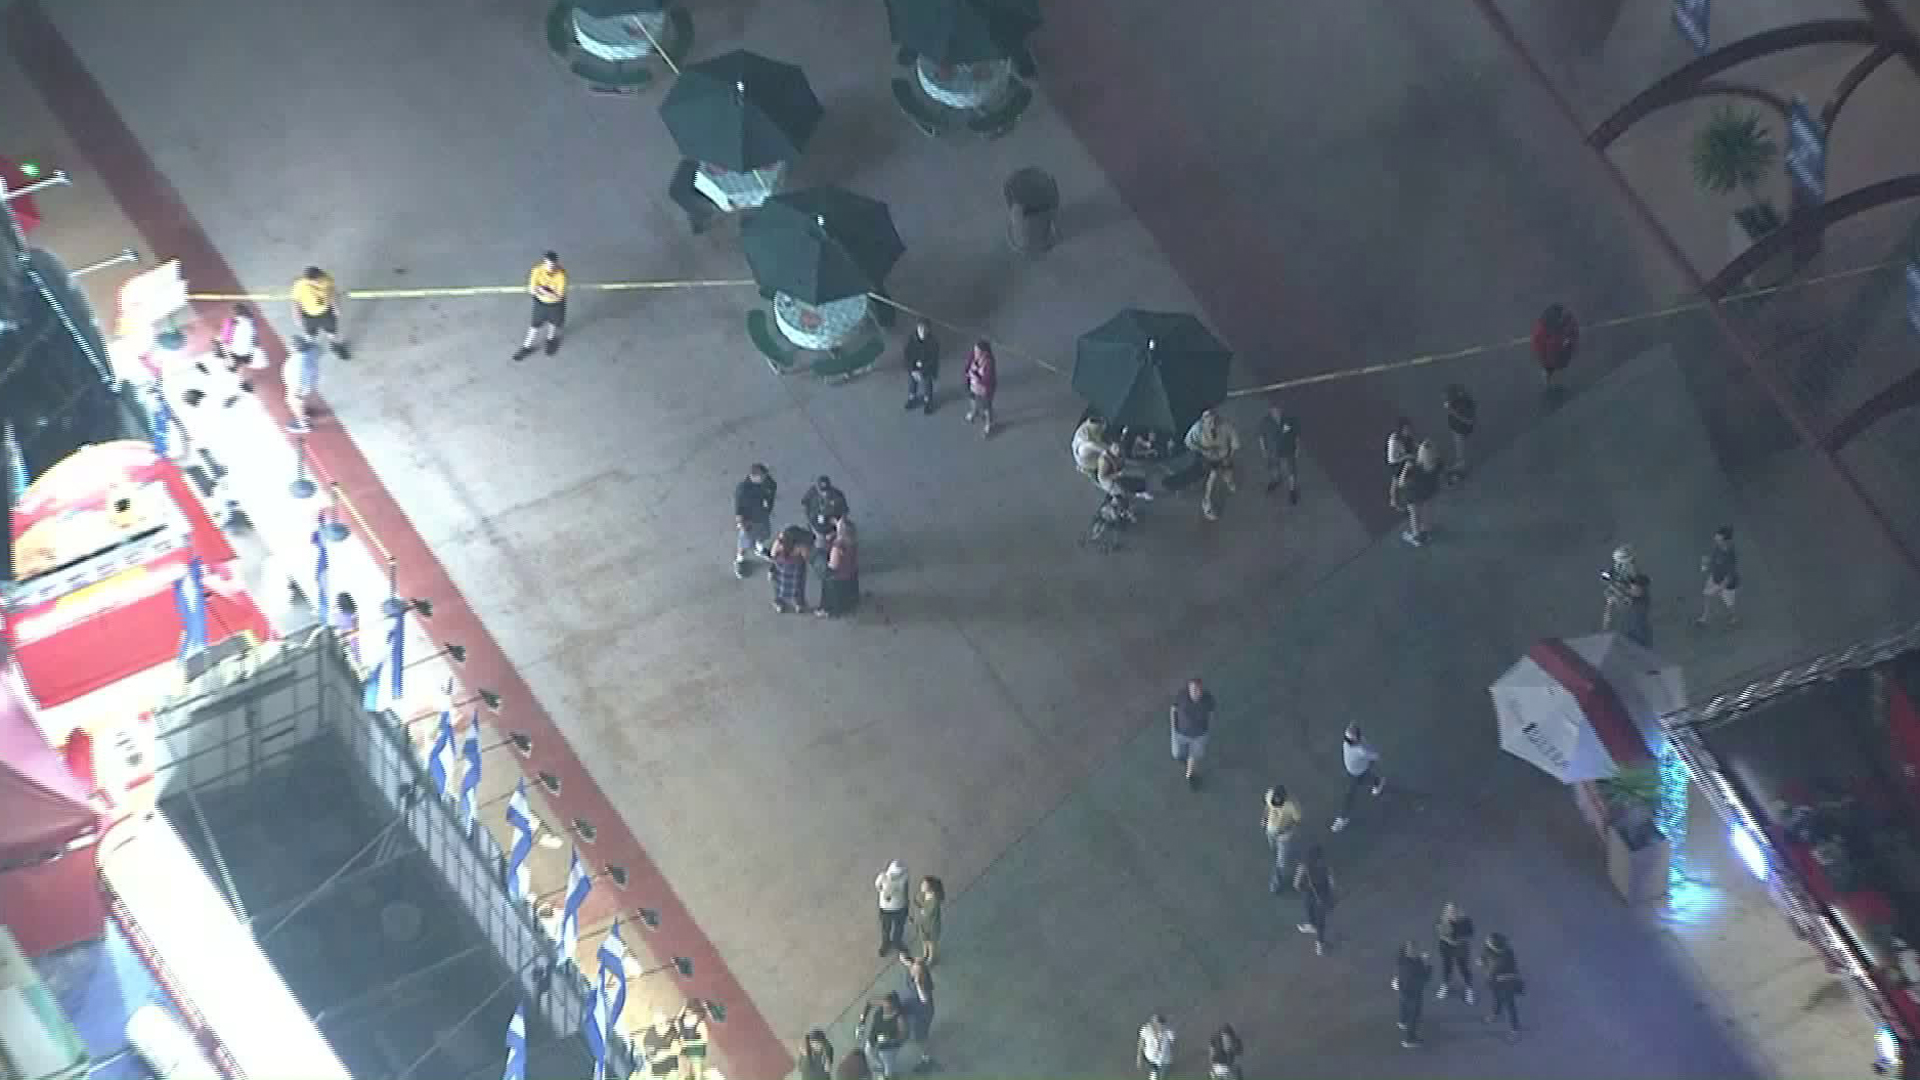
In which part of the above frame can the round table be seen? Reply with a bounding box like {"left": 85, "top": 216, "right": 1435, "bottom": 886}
{"left": 773, "top": 293, "right": 870, "bottom": 351}
{"left": 916, "top": 57, "right": 1013, "bottom": 110}
{"left": 572, "top": 7, "right": 668, "bottom": 61}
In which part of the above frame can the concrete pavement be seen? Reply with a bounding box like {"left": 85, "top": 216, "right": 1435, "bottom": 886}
{"left": 11, "top": 0, "right": 1920, "bottom": 1076}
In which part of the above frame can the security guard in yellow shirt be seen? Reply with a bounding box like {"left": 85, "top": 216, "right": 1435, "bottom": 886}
{"left": 290, "top": 266, "right": 349, "bottom": 359}
{"left": 513, "top": 251, "right": 568, "bottom": 361}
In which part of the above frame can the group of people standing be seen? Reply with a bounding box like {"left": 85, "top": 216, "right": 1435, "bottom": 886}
{"left": 733, "top": 467, "right": 861, "bottom": 618}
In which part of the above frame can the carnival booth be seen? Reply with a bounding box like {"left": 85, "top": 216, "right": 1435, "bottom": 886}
{"left": 1491, "top": 633, "right": 1688, "bottom": 904}
{"left": 0, "top": 668, "right": 103, "bottom": 958}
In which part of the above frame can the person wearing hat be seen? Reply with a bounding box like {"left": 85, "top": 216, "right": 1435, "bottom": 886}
{"left": 514, "top": 251, "right": 569, "bottom": 361}
{"left": 675, "top": 1000, "right": 710, "bottom": 1080}
{"left": 642, "top": 1009, "right": 680, "bottom": 1078}
{"left": 874, "top": 859, "right": 910, "bottom": 956}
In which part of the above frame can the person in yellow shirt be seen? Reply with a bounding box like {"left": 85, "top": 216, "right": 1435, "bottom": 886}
{"left": 290, "top": 266, "right": 349, "bottom": 359}
{"left": 513, "top": 251, "right": 568, "bottom": 361}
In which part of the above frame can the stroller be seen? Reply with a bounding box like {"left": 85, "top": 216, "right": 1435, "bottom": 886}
{"left": 1081, "top": 490, "right": 1138, "bottom": 553}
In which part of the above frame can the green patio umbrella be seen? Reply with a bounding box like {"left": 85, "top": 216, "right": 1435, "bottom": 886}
{"left": 742, "top": 187, "right": 904, "bottom": 304}
{"left": 885, "top": 0, "right": 1041, "bottom": 65}
{"left": 660, "top": 50, "right": 823, "bottom": 172}
{"left": 1072, "top": 309, "right": 1232, "bottom": 435}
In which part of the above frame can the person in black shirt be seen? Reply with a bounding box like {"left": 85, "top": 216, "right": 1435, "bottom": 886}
{"left": 1434, "top": 902, "right": 1475, "bottom": 1004}
{"left": 1393, "top": 941, "right": 1432, "bottom": 1047}
{"left": 1443, "top": 384, "right": 1476, "bottom": 482}
{"left": 1480, "top": 932, "right": 1524, "bottom": 1037}
{"left": 1169, "top": 678, "right": 1216, "bottom": 790}
{"left": 733, "top": 463, "right": 778, "bottom": 579}
{"left": 1696, "top": 526, "right": 1739, "bottom": 628}
{"left": 1256, "top": 400, "right": 1300, "bottom": 503}
{"left": 904, "top": 321, "right": 941, "bottom": 414}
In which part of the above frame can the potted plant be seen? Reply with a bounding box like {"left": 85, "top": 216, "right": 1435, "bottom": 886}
{"left": 1690, "top": 105, "right": 1791, "bottom": 286}
{"left": 1595, "top": 765, "right": 1670, "bottom": 904}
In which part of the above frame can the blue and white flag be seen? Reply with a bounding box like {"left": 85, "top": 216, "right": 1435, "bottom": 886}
{"left": 386, "top": 606, "right": 406, "bottom": 703}
{"left": 173, "top": 558, "right": 207, "bottom": 658}
{"left": 459, "top": 714, "right": 482, "bottom": 835}
{"left": 502, "top": 1002, "right": 527, "bottom": 1080}
{"left": 361, "top": 660, "right": 386, "bottom": 713}
{"left": 559, "top": 847, "right": 592, "bottom": 966}
{"left": 427, "top": 711, "right": 456, "bottom": 797}
{"left": 313, "top": 519, "right": 331, "bottom": 629}
{"left": 505, "top": 780, "right": 533, "bottom": 904}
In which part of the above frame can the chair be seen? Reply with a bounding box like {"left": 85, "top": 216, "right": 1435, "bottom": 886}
{"left": 668, "top": 160, "right": 717, "bottom": 235}
{"left": 891, "top": 78, "right": 948, "bottom": 138}
{"left": 969, "top": 80, "right": 1033, "bottom": 138}
{"left": 748, "top": 310, "right": 802, "bottom": 374}
{"left": 814, "top": 335, "right": 883, "bottom": 383}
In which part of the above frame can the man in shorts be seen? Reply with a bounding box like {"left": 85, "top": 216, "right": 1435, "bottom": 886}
{"left": 1696, "top": 525, "right": 1740, "bottom": 628}
{"left": 1170, "top": 677, "right": 1215, "bottom": 790}
{"left": 290, "top": 266, "right": 348, "bottom": 359}
{"left": 513, "top": 251, "right": 568, "bottom": 361}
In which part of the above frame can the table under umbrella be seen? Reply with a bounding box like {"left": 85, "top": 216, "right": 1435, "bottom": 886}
{"left": 742, "top": 188, "right": 904, "bottom": 350}
{"left": 1072, "top": 309, "right": 1231, "bottom": 436}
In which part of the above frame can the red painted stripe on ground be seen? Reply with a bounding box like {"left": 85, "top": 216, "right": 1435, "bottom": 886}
{"left": 6, "top": 5, "right": 789, "bottom": 1076}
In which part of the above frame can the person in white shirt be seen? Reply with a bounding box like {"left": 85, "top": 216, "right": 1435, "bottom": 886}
{"left": 875, "top": 860, "right": 911, "bottom": 957}
{"left": 1184, "top": 409, "right": 1241, "bottom": 522}
{"left": 1331, "top": 724, "right": 1384, "bottom": 833}
{"left": 1137, "top": 1014, "right": 1175, "bottom": 1080}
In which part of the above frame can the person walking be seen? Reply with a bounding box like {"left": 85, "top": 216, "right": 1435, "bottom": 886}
{"left": 1262, "top": 785, "right": 1302, "bottom": 894}
{"left": 859, "top": 994, "right": 906, "bottom": 1080}
{"left": 1185, "top": 409, "right": 1241, "bottom": 522}
{"left": 1393, "top": 941, "right": 1433, "bottom": 1048}
{"left": 513, "top": 251, "right": 568, "bottom": 360}
{"left": 1391, "top": 440, "right": 1443, "bottom": 547}
{"left": 732, "top": 463, "right": 777, "bottom": 579}
{"left": 911, "top": 875, "right": 944, "bottom": 966}
{"left": 898, "top": 955, "right": 937, "bottom": 1072}
{"left": 675, "top": 1000, "right": 710, "bottom": 1080}
{"left": 1256, "top": 399, "right": 1300, "bottom": 503}
{"left": 1169, "top": 677, "right": 1215, "bottom": 790}
{"left": 1136, "top": 1014, "right": 1175, "bottom": 1080}
{"left": 1443, "top": 383, "right": 1476, "bottom": 482}
{"left": 641, "top": 1009, "right": 680, "bottom": 1080}
{"left": 218, "top": 303, "right": 265, "bottom": 372}
{"left": 1331, "top": 724, "right": 1384, "bottom": 833}
{"left": 963, "top": 340, "right": 997, "bottom": 436}
{"left": 798, "top": 1030, "right": 836, "bottom": 1080}
{"left": 817, "top": 512, "right": 860, "bottom": 619}
{"left": 1293, "top": 844, "right": 1334, "bottom": 955}
{"left": 1481, "top": 932, "right": 1524, "bottom": 1039}
{"left": 768, "top": 525, "right": 812, "bottom": 614}
{"left": 1435, "top": 902, "right": 1476, "bottom": 1004}
{"left": 1207, "top": 1023, "right": 1244, "bottom": 1080}
{"left": 290, "top": 266, "right": 348, "bottom": 359}
{"left": 1533, "top": 303, "right": 1578, "bottom": 395}
{"left": 875, "top": 859, "right": 911, "bottom": 956}
{"left": 904, "top": 321, "right": 941, "bottom": 413}
{"left": 283, "top": 338, "right": 322, "bottom": 434}
{"left": 1602, "top": 544, "right": 1653, "bottom": 647}
{"left": 1696, "top": 525, "right": 1740, "bottom": 628}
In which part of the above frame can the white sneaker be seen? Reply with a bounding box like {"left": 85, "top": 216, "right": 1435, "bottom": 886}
{"left": 1331, "top": 816, "right": 1349, "bottom": 832}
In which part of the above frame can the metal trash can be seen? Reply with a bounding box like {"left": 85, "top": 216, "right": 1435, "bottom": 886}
{"left": 1004, "top": 167, "right": 1059, "bottom": 254}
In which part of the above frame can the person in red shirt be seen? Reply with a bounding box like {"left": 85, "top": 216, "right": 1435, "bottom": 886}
{"left": 1532, "top": 303, "right": 1578, "bottom": 393}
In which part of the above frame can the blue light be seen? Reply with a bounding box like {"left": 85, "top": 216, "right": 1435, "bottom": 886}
{"left": 1731, "top": 823, "right": 1769, "bottom": 881}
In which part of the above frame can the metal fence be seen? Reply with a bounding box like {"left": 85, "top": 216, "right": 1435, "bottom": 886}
{"left": 149, "top": 632, "right": 639, "bottom": 1080}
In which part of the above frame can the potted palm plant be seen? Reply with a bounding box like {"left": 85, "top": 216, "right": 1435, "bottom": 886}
{"left": 1691, "top": 105, "right": 1791, "bottom": 287}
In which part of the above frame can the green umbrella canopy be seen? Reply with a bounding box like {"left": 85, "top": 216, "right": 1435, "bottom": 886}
{"left": 660, "top": 51, "right": 823, "bottom": 172}
{"left": 885, "top": 0, "right": 1041, "bottom": 65}
{"left": 1072, "top": 309, "right": 1232, "bottom": 434}
{"left": 742, "top": 187, "right": 905, "bottom": 305}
